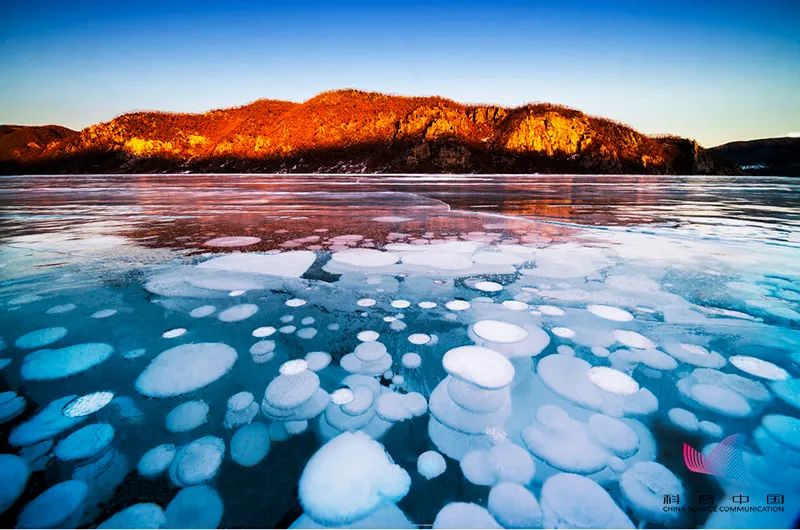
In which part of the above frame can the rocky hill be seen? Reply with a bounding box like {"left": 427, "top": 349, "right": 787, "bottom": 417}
{"left": 0, "top": 90, "right": 740, "bottom": 175}
{"left": 710, "top": 137, "right": 800, "bottom": 177}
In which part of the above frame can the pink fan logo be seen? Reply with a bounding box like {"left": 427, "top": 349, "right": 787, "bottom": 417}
{"left": 683, "top": 434, "right": 751, "bottom": 484}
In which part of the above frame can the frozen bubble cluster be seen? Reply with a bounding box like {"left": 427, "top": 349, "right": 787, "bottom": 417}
{"left": 2, "top": 183, "right": 800, "bottom": 529}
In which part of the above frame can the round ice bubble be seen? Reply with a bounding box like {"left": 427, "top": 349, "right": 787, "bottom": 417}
{"left": 729, "top": 355, "right": 789, "bottom": 381}
{"left": 472, "top": 320, "right": 529, "bottom": 344}
{"left": 587, "top": 367, "right": 640, "bottom": 395}
{"left": 15, "top": 327, "right": 68, "bottom": 349}
{"left": 587, "top": 304, "right": 634, "bottom": 322}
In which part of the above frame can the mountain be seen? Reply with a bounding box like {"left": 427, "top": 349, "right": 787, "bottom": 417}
{"left": 709, "top": 137, "right": 800, "bottom": 177}
{"left": 0, "top": 90, "right": 740, "bottom": 175}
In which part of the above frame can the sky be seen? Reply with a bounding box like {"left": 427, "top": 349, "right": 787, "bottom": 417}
{"left": 1, "top": 0, "right": 798, "bottom": 146}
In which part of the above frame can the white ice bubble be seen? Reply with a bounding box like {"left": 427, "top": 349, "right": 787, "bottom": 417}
{"left": 135, "top": 343, "right": 238, "bottom": 398}
{"left": 165, "top": 485, "right": 223, "bottom": 529}
{"left": 417, "top": 450, "right": 446, "bottom": 479}
{"left": 488, "top": 482, "right": 542, "bottom": 529}
{"left": 502, "top": 300, "right": 528, "bottom": 311}
{"left": 357, "top": 330, "right": 380, "bottom": 342}
{"left": 21, "top": 342, "right": 113, "bottom": 381}
{"left": 391, "top": 299, "right": 412, "bottom": 309}
{"left": 587, "top": 367, "right": 640, "bottom": 395}
{"left": 551, "top": 327, "right": 575, "bottom": 338}
{"left": 170, "top": 435, "right": 225, "bottom": 487}
{"left": 15, "top": 327, "right": 67, "bottom": 349}
{"left": 286, "top": 298, "right": 307, "bottom": 307}
{"left": 357, "top": 298, "right": 377, "bottom": 307}
{"left": 91, "top": 308, "right": 118, "bottom": 319}
{"left": 729, "top": 355, "right": 789, "bottom": 381}
{"left": 472, "top": 320, "right": 528, "bottom": 344}
{"left": 166, "top": 400, "right": 209, "bottom": 433}
{"left": 620, "top": 462, "right": 684, "bottom": 524}
{"left": 331, "top": 388, "right": 355, "bottom": 405}
{"left": 473, "top": 281, "right": 503, "bottom": 293}
{"left": 587, "top": 304, "right": 634, "bottom": 322}
{"left": 687, "top": 383, "right": 751, "bottom": 417}
{"left": 280, "top": 359, "right": 309, "bottom": 375}
{"left": 218, "top": 303, "right": 259, "bottom": 322}
{"left": 613, "top": 330, "right": 655, "bottom": 349}
{"left": 443, "top": 345, "right": 514, "bottom": 390}
{"left": 433, "top": 502, "right": 501, "bottom": 529}
{"left": 461, "top": 441, "right": 535, "bottom": 486}
{"left": 46, "top": 303, "right": 77, "bottom": 315}
{"left": 198, "top": 250, "right": 315, "bottom": 278}
{"left": 138, "top": 444, "right": 176, "bottom": 478}
{"left": 305, "top": 351, "right": 332, "bottom": 371}
{"left": 445, "top": 300, "right": 471, "bottom": 311}
{"left": 419, "top": 301, "right": 437, "bottom": 309}
{"left": 668, "top": 408, "right": 699, "bottom": 432}
{"left": 99, "top": 503, "right": 166, "bottom": 529}
{"left": 54, "top": 423, "right": 114, "bottom": 462}
{"left": 190, "top": 305, "right": 216, "bottom": 318}
{"left": 231, "top": 422, "right": 270, "bottom": 467}
{"left": 401, "top": 353, "right": 422, "bottom": 369}
{"left": 538, "top": 305, "right": 565, "bottom": 316}
{"left": 408, "top": 333, "right": 431, "bottom": 345}
{"left": 203, "top": 236, "right": 261, "bottom": 247}
{"left": 62, "top": 391, "right": 114, "bottom": 417}
{"left": 540, "top": 473, "right": 633, "bottom": 528}
{"left": 299, "top": 432, "right": 410, "bottom": 526}
{"left": 10, "top": 395, "right": 85, "bottom": 446}
{"left": 16, "top": 480, "right": 88, "bottom": 529}
{"left": 332, "top": 248, "right": 400, "bottom": 268}
{"left": 162, "top": 328, "right": 186, "bottom": 339}
{"left": 252, "top": 326, "right": 276, "bottom": 338}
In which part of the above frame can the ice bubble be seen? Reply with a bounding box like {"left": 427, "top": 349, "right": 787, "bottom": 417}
{"left": 473, "top": 281, "right": 503, "bottom": 293}
{"left": 46, "top": 303, "right": 77, "bottom": 315}
{"left": 0, "top": 391, "right": 26, "bottom": 424}
{"left": 299, "top": 432, "right": 411, "bottom": 526}
{"left": 729, "top": 355, "right": 789, "bottom": 381}
{"left": 298, "top": 327, "right": 318, "bottom": 339}
{"left": 587, "top": 367, "right": 640, "bottom": 395}
{"left": 592, "top": 346, "right": 610, "bottom": 357}
{"left": 302, "top": 316, "right": 316, "bottom": 325}
{"left": 587, "top": 414, "right": 640, "bottom": 458}
{"left": 203, "top": 236, "right": 261, "bottom": 247}
{"left": 663, "top": 342, "right": 726, "bottom": 368}
{"left": 331, "top": 388, "right": 355, "bottom": 405}
{"left": 162, "top": 327, "right": 186, "bottom": 339}
{"left": 610, "top": 347, "right": 677, "bottom": 371}
{"left": 761, "top": 414, "right": 800, "bottom": 451}
{"left": 54, "top": 423, "right": 114, "bottom": 462}
{"left": 686, "top": 383, "right": 751, "bottom": 417}
{"left": 445, "top": 300, "right": 471, "bottom": 311}
{"left": 9, "top": 395, "right": 85, "bottom": 446}
{"left": 0, "top": 358, "right": 9, "bottom": 371}
{"left": 286, "top": 298, "right": 307, "bottom": 307}
{"left": 225, "top": 391, "right": 258, "bottom": 428}
{"left": 123, "top": 348, "right": 147, "bottom": 359}
{"left": 772, "top": 378, "right": 800, "bottom": 410}
{"left": 417, "top": 450, "right": 446, "bottom": 479}
{"left": 21, "top": 342, "right": 113, "bottom": 381}
{"left": 488, "top": 482, "right": 542, "bottom": 529}
{"left": 357, "top": 330, "right": 380, "bottom": 342}
{"left": 0, "top": 454, "right": 29, "bottom": 514}
{"left": 135, "top": 343, "right": 238, "bottom": 398}
{"left": 265, "top": 369, "right": 319, "bottom": 409}
{"left": 16, "top": 480, "right": 88, "bottom": 529}
{"left": 305, "top": 351, "right": 332, "bottom": 371}
{"left": 461, "top": 441, "right": 535, "bottom": 486}
{"left": 700, "top": 420, "right": 723, "bottom": 438}
{"left": 375, "top": 391, "right": 428, "bottom": 422}
{"left": 419, "top": 301, "right": 437, "bottom": 309}
{"left": 620, "top": 462, "right": 684, "bottom": 524}
{"left": 401, "top": 353, "right": 422, "bottom": 369}
{"left": 372, "top": 216, "right": 412, "bottom": 223}
{"left": 613, "top": 329, "right": 655, "bottom": 349}
{"left": 538, "top": 305, "right": 565, "bottom": 316}
{"left": 587, "top": 304, "right": 634, "bottom": 322}
{"left": 165, "top": 485, "right": 223, "bottom": 529}
{"left": 391, "top": 299, "right": 412, "bottom": 309}
{"left": 99, "top": 503, "right": 166, "bottom": 529}
{"left": 392, "top": 374, "right": 405, "bottom": 385}
{"left": 253, "top": 326, "right": 276, "bottom": 338}
{"left": 218, "top": 303, "right": 259, "bottom": 322}
{"left": 433, "top": 502, "right": 501, "bottom": 529}
{"left": 190, "top": 305, "right": 216, "bottom": 318}
{"left": 357, "top": 298, "right": 377, "bottom": 307}
{"left": 443, "top": 345, "right": 514, "bottom": 390}
{"left": 472, "top": 320, "right": 528, "bottom": 344}
{"left": 332, "top": 249, "right": 400, "bottom": 268}
{"left": 91, "top": 308, "right": 118, "bottom": 319}
{"left": 668, "top": 408, "right": 699, "bottom": 432}
{"left": 280, "top": 358, "right": 309, "bottom": 375}
{"left": 551, "top": 327, "right": 575, "bottom": 338}
{"left": 502, "top": 300, "right": 528, "bottom": 310}
{"left": 231, "top": 421, "right": 270, "bottom": 467}
{"left": 408, "top": 333, "right": 431, "bottom": 345}
{"left": 170, "top": 435, "right": 225, "bottom": 487}
{"left": 286, "top": 420, "right": 309, "bottom": 435}
{"left": 166, "top": 400, "right": 209, "bottom": 433}
{"left": 15, "top": 327, "right": 67, "bottom": 349}
{"left": 198, "top": 250, "right": 316, "bottom": 278}
{"left": 138, "top": 444, "right": 176, "bottom": 478}
{"left": 250, "top": 340, "right": 276, "bottom": 361}
{"left": 540, "top": 473, "right": 633, "bottom": 528}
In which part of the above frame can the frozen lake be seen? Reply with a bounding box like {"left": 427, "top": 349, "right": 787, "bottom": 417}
{"left": 0, "top": 174, "right": 799, "bottom": 528}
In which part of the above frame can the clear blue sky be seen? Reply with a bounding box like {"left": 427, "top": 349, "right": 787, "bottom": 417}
{"left": 1, "top": 0, "right": 798, "bottom": 146}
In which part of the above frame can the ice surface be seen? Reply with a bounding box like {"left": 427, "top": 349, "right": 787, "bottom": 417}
{"left": 9, "top": 394, "right": 86, "bottom": 446}
{"left": 99, "top": 503, "right": 167, "bottom": 529}
{"left": 136, "top": 343, "right": 237, "bottom": 398}
{"left": 21, "top": 342, "right": 113, "bottom": 380}
{"left": 16, "top": 480, "right": 88, "bottom": 529}
{"left": 540, "top": 473, "right": 633, "bottom": 528}
{"left": 433, "top": 502, "right": 501, "bottom": 529}
{"left": 0, "top": 454, "right": 29, "bottom": 514}
{"left": 15, "top": 326, "right": 67, "bottom": 349}
{"left": 298, "top": 432, "right": 410, "bottom": 526}
{"left": 166, "top": 400, "right": 209, "bottom": 433}
{"left": 417, "top": 450, "right": 446, "bottom": 479}
{"left": 231, "top": 422, "right": 270, "bottom": 467}
{"left": 165, "top": 485, "right": 223, "bottom": 529}
{"left": 198, "top": 250, "right": 316, "bottom": 277}
{"left": 487, "top": 482, "right": 542, "bottom": 528}
{"left": 54, "top": 423, "right": 114, "bottom": 462}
